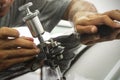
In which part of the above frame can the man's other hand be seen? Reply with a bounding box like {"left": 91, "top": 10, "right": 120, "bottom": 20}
{"left": 73, "top": 10, "right": 120, "bottom": 45}
{"left": 0, "top": 27, "right": 40, "bottom": 71}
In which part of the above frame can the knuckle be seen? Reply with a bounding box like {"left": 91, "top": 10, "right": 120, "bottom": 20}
{"left": 102, "top": 15, "right": 108, "bottom": 18}
{"left": 18, "top": 49, "right": 38, "bottom": 56}
{"left": 15, "top": 38, "right": 21, "bottom": 43}
{"left": 0, "top": 27, "right": 8, "bottom": 34}
{"left": 12, "top": 39, "right": 23, "bottom": 48}
{"left": 14, "top": 29, "right": 20, "bottom": 36}
{"left": 15, "top": 38, "right": 35, "bottom": 48}
{"left": 27, "top": 41, "right": 34, "bottom": 46}
{"left": 18, "top": 49, "right": 24, "bottom": 53}
{"left": 0, "top": 27, "right": 8, "bottom": 30}
{"left": 12, "top": 38, "right": 20, "bottom": 46}
{"left": 0, "top": 51, "right": 7, "bottom": 59}
{"left": 15, "top": 38, "right": 25, "bottom": 44}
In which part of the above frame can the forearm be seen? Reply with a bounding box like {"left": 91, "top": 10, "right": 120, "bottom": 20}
{"left": 63, "top": 0, "right": 98, "bottom": 21}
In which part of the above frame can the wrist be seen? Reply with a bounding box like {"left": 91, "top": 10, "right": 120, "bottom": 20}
{"left": 66, "top": 0, "right": 98, "bottom": 21}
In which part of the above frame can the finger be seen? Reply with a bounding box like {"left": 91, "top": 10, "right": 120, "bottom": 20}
{"left": 76, "top": 25, "right": 97, "bottom": 34}
{"left": 0, "top": 27, "right": 19, "bottom": 38}
{"left": 21, "top": 36, "right": 34, "bottom": 42}
{"left": 0, "top": 37, "right": 37, "bottom": 49}
{"left": 102, "top": 15, "right": 120, "bottom": 28}
{"left": 76, "top": 14, "right": 104, "bottom": 25}
{"left": 77, "top": 14, "right": 120, "bottom": 28}
{"left": 0, "top": 48, "right": 40, "bottom": 59}
{"left": 103, "top": 10, "right": 120, "bottom": 21}
{"left": 0, "top": 56, "right": 34, "bottom": 71}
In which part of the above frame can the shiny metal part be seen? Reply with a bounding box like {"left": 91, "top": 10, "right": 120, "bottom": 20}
{"left": 19, "top": 2, "right": 44, "bottom": 38}
{"left": 19, "top": 2, "right": 65, "bottom": 80}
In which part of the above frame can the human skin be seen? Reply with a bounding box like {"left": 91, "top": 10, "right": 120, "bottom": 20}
{"left": 0, "top": 0, "right": 14, "bottom": 17}
{"left": 0, "top": 0, "right": 120, "bottom": 71}
{"left": 63, "top": 0, "right": 120, "bottom": 45}
{"left": 0, "top": 0, "right": 40, "bottom": 71}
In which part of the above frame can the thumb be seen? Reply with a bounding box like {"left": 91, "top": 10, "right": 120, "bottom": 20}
{"left": 76, "top": 25, "right": 98, "bottom": 34}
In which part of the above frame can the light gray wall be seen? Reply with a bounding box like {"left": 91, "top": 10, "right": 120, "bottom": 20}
{"left": 88, "top": 0, "right": 120, "bottom": 12}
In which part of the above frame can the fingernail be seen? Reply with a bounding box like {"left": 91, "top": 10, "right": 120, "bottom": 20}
{"left": 33, "top": 43, "right": 37, "bottom": 48}
{"left": 23, "top": 36, "right": 34, "bottom": 42}
{"left": 25, "top": 37, "right": 34, "bottom": 42}
{"left": 27, "top": 37, "right": 34, "bottom": 42}
{"left": 91, "top": 27, "right": 97, "bottom": 33}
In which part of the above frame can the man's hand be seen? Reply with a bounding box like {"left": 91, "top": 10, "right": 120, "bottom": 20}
{"left": 0, "top": 27, "right": 40, "bottom": 71}
{"left": 64, "top": 0, "right": 120, "bottom": 45}
{"left": 73, "top": 10, "right": 120, "bottom": 45}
